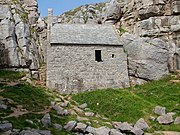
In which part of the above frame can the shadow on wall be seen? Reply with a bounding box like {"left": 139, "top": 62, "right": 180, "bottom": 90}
{"left": 0, "top": 42, "right": 9, "bottom": 68}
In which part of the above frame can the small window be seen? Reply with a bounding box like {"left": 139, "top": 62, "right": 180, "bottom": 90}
{"left": 95, "top": 50, "right": 102, "bottom": 62}
{"left": 112, "top": 54, "right": 115, "bottom": 58}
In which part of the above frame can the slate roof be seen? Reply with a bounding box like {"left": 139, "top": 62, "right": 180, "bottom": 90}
{"left": 50, "top": 24, "right": 122, "bottom": 46}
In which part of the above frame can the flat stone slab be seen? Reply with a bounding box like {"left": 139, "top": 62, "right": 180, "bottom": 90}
{"left": 157, "top": 114, "right": 174, "bottom": 124}
{"left": 160, "top": 131, "right": 180, "bottom": 135}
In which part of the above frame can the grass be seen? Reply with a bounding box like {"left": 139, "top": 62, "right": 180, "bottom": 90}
{"left": 0, "top": 70, "right": 76, "bottom": 134}
{"left": 0, "top": 83, "right": 52, "bottom": 112}
{"left": 72, "top": 75, "right": 180, "bottom": 132}
{"left": 1, "top": 69, "right": 180, "bottom": 133}
{"left": 0, "top": 69, "right": 25, "bottom": 81}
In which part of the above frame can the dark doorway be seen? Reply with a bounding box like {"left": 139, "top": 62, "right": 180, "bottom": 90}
{"left": 95, "top": 50, "right": 102, "bottom": 62}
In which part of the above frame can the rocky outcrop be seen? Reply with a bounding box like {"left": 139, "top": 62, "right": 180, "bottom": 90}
{"left": 57, "top": 4, "right": 104, "bottom": 24}
{"left": 121, "top": 33, "right": 169, "bottom": 84}
{"left": 57, "top": 0, "right": 122, "bottom": 24}
{"left": 120, "top": 0, "right": 180, "bottom": 73}
{"left": 0, "top": 0, "right": 43, "bottom": 71}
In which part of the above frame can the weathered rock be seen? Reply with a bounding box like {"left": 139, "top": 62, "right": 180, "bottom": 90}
{"left": 60, "top": 101, "right": 69, "bottom": 107}
{"left": 131, "top": 126, "right": 144, "bottom": 135}
{"left": 110, "top": 129, "right": 123, "bottom": 135}
{"left": 116, "top": 122, "right": 133, "bottom": 132}
{"left": 0, "top": 0, "right": 42, "bottom": 72}
{"left": 79, "top": 103, "right": 88, "bottom": 109}
{"left": 64, "top": 121, "right": 77, "bottom": 131}
{"left": 74, "top": 123, "right": 87, "bottom": 133}
{"left": 94, "top": 126, "right": 110, "bottom": 135}
{"left": 134, "top": 118, "right": 149, "bottom": 130}
{"left": 20, "top": 130, "right": 41, "bottom": 135}
{"left": 157, "top": 114, "right": 174, "bottom": 124}
{"left": 20, "top": 129, "right": 51, "bottom": 135}
{"left": 174, "top": 117, "right": 180, "bottom": 124}
{"left": 85, "top": 112, "right": 95, "bottom": 117}
{"left": 113, "top": 122, "right": 122, "bottom": 129}
{"left": 41, "top": 113, "right": 51, "bottom": 127}
{"left": 154, "top": 106, "right": 166, "bottom": 115}
{"left": 102, "top": 0, "right": 122, "bottom": 24}
{"left": 0, "top": 122, "right": 12, "bottom": 132}
{"left": 122, "top": 33, "right": 169, "bottom": 82}
{"left": 53, "top": 123, "right": 62, "bottom": 131}
{"left": 0, "top": 104, "right": 7, "bottom": 110}
{"left": 86, "top": 126, "right": 96, "bottom": 134}
{"left": 149, "top": 116, "right": 156, "bottom": 121}
{"left": 32, "top": 129, "right": 51, "bottom": 135}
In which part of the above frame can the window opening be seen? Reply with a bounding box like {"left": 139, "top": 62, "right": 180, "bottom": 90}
{"left": 95, "top": 50, "right": 102, "bottom": 62}
{"left": 112, "top": 54, "right": 115, "bottom": 58}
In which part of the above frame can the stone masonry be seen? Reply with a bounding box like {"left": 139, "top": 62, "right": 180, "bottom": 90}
{"left": 47, "top": 23, "right": 129, "bottom": 94}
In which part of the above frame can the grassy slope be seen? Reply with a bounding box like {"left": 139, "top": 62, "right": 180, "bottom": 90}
{"left": 0, "top": 70, "right": 180, "bottom": 133}
{"left": 72, "top": 75, "right": 180, "bottom": 132}
{"left": 0, "top": 70, "right": 75, "bottom": 135}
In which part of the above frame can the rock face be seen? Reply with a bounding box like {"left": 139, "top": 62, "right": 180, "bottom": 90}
{"left": 120, "top": 0, "right": 180, "bottom": 73}
{"left": 121, "top": 33, "right": 169, "bottom": 83}
{"left": 102, "top": 0, "right": 122, "bottom": 24}
{"left": 0, "top": 0, "right": 43, "bottom": 71}
{"left": 57, "top": 0, "right": 122, "bottom": 25}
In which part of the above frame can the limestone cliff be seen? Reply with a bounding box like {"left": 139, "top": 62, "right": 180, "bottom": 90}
{"left": 0, "top": 0, "right": 44, "bottom": 71}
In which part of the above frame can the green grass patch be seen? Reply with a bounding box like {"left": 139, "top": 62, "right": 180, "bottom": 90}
{"left": 0, "top": 83, "right": 52, "bottom": 112}
{"left": 72, "top": 75, "right": 180, "bottom": 131}
{"left": 0, "top": 69, "right": 25, "bottom": 81}
{"left": 3, "top": 113, "right": 44, "bottom": 130}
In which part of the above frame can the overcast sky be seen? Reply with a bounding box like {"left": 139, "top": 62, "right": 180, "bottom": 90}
{"left": 37, "top": 0, "right": 106, "bottom": 17}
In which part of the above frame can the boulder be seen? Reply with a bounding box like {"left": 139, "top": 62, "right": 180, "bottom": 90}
{"left": 121, "top": 33, "right": 169, "bottom": 82}
{"left": 134, "top": 118, "right": 149, "bottom": 130}
{"left": 116, "top": 122, "right": 133, "bottom": 132}
{"left": 20, "top": 130, "right": 40, "bottom": 135}
{"left": 94, "top": 126, "right": 110, "bottom": 135}
{"left": 64, "top": 121, "right": 77, "bottom": 131}
{"left": 20, "top": 129, "right": 51, "bottom": 135}
{"left": 0, "top": 104, "right": 7, "bottom": 110}
{"left": 131, "top": 126, "right": 144, "bottom": 135}
{"left": 110, "top": 129, "right": 123, "bottom": 135}
{"left": 157, "top": 114, "right": 174, "bottom": 124}
{"left": 154, "top": 106, "right": 166, "bottom": 115}
{"left": 41, "top": 113, "right": 51, "bottom": 127}
{"left": 86, "top": 126, "right": 96, "bottom": 134}
{"left": 53, "top": 123, "right": 62, "bottom": 131}
{"left": 174, "top": 117, "right": 180, "bottom": 124}
{"left": 103, "top": 0, "right": 122, "bottom": 24}
{"left": 85, "top": 112, "right": 95, "bottom": 117}
{"left": 0, "top": 122, "right": 12, "bottom": 132}
{"left": 74, "top": 122, "right": 87, "bottom": 133}
{"left": 78, "top": 103, "right": 88, "bottom": 109}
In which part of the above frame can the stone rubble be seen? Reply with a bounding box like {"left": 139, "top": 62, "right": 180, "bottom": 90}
{"left": 134, "top": 118, "right": 149, "bottom": 130}
{"left": 157, "top": 114, "right": 174, "bottom": 125}
{"left": 154, "top": 106, "right": 166, "bottom": 116}
{"left": 174, "top": 117, "right": 180, "bottom": 125}
{"left": 41, "top": 113, "right": 51, "bottom": 127}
